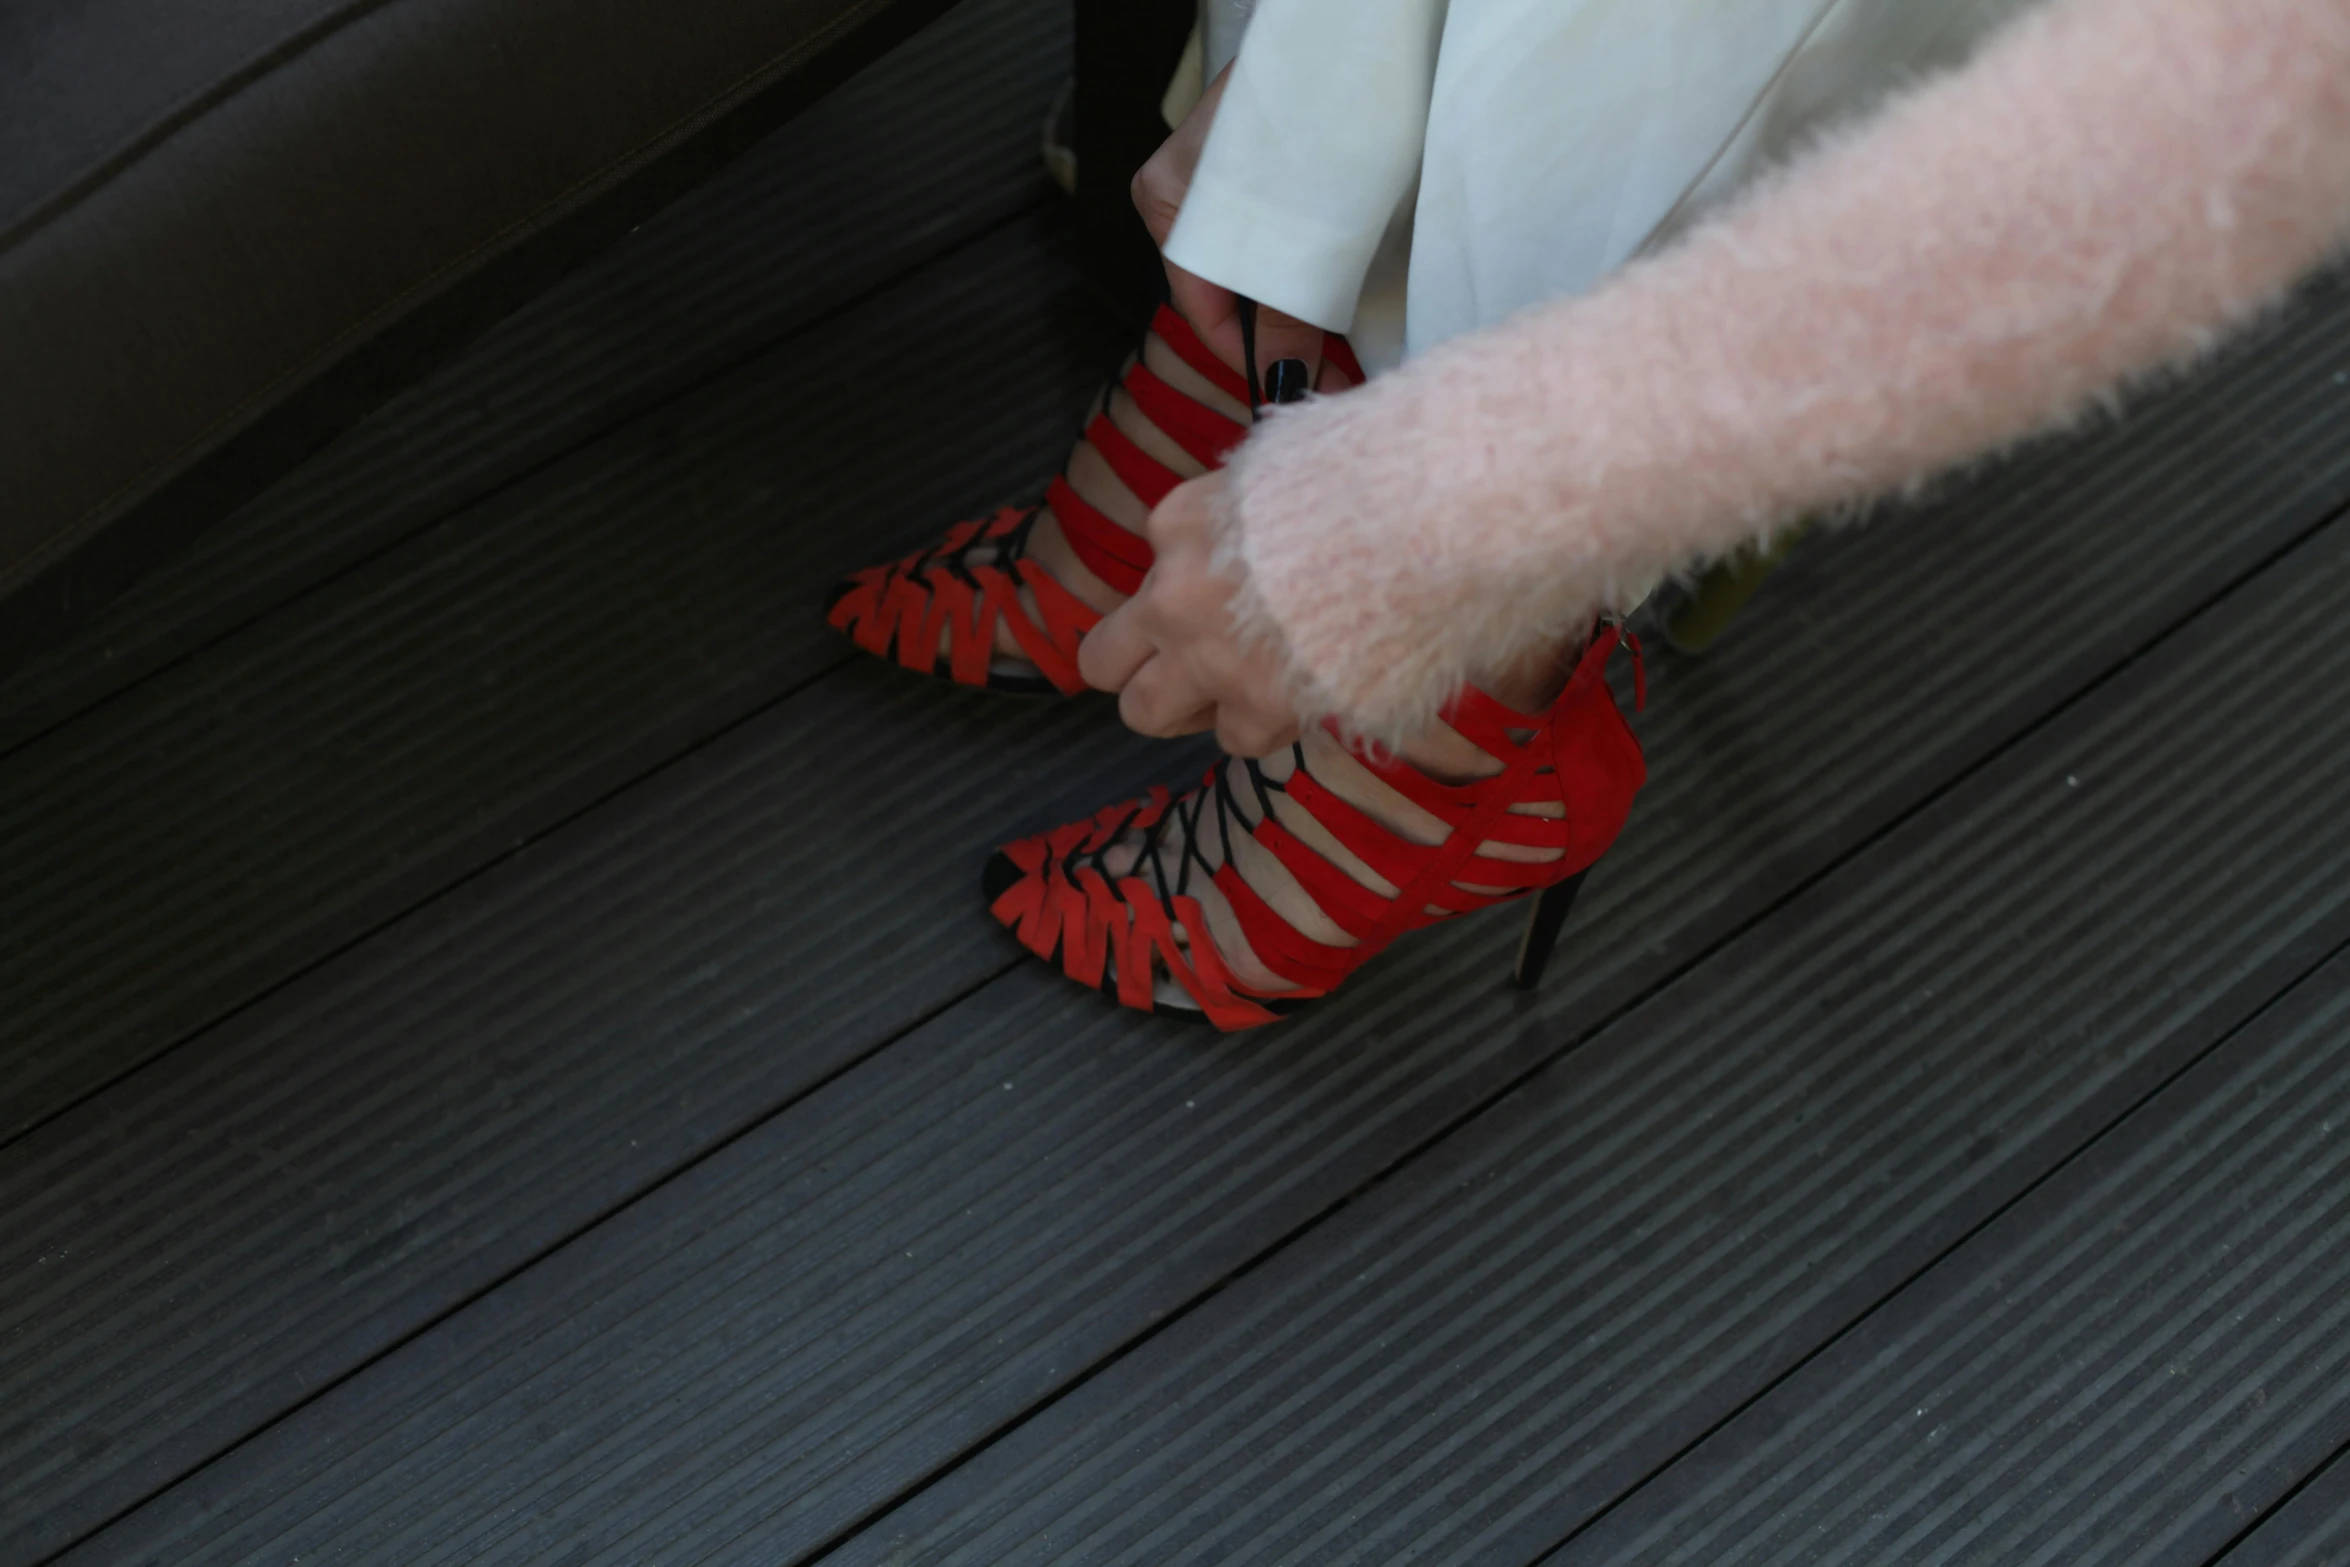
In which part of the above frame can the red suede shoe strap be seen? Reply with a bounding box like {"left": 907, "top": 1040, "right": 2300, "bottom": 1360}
{"left": 1047, "top": 475, "right": 1151, "bottom": 597}
{"left": 1084, "top": 411, "right": 1184, "bottom": 509}
{"left": 1123, "top": 362, "right": 1248, "bottom": 467}
{"left": 1149, "top": 303, "right": 1252, "bottom": 404}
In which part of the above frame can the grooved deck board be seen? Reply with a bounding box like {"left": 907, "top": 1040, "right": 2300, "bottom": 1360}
{"left": 0, "top": 215, "right": 1125, "bottom": 1143}
{"left": 0, "top": 0, "right": 1067, "bottom": 752}
{"left": 2224, "top": 1447, "right": 2350, "bottom": 1567}
{"left": 1552, "top": 951, "right": 2350, "bottom": 1567}
{"left": 825, "top": 506, "right": 2350, "bottom": 1567}
{"left": 3, "top": 669, "right": 1188, "bottom": 1567}
{"left": 43, "top": 284, "right": 2350, "bottom": 1565}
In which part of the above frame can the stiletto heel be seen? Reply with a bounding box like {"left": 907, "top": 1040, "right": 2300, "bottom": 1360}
{"left": 1512, "top": 871, "right": 1587, "bottom": 990}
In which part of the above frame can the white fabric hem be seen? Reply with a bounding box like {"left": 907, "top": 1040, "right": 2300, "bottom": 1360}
{"left": 1163, "top": 183, "right": 1379, "bottom": 334}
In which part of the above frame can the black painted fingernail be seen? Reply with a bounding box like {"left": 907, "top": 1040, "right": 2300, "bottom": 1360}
{"left": 1264, "top": 358, "right": 1312, "bottom": 405}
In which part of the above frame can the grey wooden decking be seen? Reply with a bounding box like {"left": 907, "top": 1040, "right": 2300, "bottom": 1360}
{"left": 6, "top": 2, "right": 2350, "bottom": 1561}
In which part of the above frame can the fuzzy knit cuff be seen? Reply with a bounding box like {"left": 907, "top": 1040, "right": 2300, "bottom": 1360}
{"left": 1213, "top": 0, "right": 2350, "bottom": 746}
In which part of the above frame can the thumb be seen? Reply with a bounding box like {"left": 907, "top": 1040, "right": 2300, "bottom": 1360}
{"left": 1166, "top": 262, "right": 1240, "bottom": 366}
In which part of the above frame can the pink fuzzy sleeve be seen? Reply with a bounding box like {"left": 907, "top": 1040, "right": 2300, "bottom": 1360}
{"left": 1217, "top": 0, "right": 2350, "bottom": 743}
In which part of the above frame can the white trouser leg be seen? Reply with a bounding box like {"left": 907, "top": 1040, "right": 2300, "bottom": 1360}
{"left": 1191, "top": 0, "right": 1422, "bottom": 374}
{"left": 1163, "top": 0, "right": 1447, "bottom": 342}
{"left": 1175, "top": 0, "right": 2038, "bottom": 369}
{"left": 1407, "top": 0, "right": 2041, "bottom": 356}
{"left": 1404, "top": 0, "right": 1843, "bottom": 356}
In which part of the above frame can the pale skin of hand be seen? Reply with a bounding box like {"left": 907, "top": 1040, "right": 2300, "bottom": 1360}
{"left": 1077, "top": 468, "right": 1303, "bottom": 757}
{"left": 1086, "top": 68, "right": 1322, "bottom": 759}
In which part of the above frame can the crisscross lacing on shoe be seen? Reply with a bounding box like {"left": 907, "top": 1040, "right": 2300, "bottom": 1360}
{"left": 825, "top": 503, "right": 1103, "bottom": 693}
{"left": 986, "top": 626, "right": 1648, "bottom": 1029}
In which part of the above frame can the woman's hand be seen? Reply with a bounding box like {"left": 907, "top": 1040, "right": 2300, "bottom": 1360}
{"left": 1088, "top": 59, "right": 1329, "bottom": 755}
{"left": 1078, "top": 470, "right": 1303, "bottom": 758}
{"left": 1132, "top": 68, "right": 1324, "bottom": 379}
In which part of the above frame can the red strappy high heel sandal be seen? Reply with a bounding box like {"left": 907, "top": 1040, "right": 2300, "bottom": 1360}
{"left": 825, "top": 304, "right": 1362, "bottom": 694}
{"left": 982, "top": 625, "right": 1648, "bottom": 1030}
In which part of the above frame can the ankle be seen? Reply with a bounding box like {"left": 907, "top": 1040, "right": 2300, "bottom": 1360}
{"left": 1386, "top": 636, "right": 1582, "bottom": 784}
{"left": 1482, "top": 631, "right": 1586, "bottom": 715}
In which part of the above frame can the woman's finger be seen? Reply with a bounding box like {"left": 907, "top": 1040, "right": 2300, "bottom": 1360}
{"left": 1169, "top": 272, "right": 1326, "bottom": 383}
{"left": 1141, "top": 473, "right": 1216, "bottom": 555}
{"left": 1165, "top": 264, "right": 1241, "bottom": 368}
{"left": 1077, "top": 595, "right": 1155, "bottom": 694}
{"left": 1118, "top": 653, "right": 1213, "bottom": 738}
